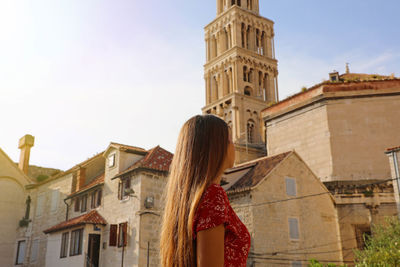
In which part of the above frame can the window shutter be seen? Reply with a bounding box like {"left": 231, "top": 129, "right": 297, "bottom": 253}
{"left": 123, "top": 222, "right": 128, "bottom": 246}
{"left": 109, "top": 224, "right": 117, "bottom": 246}
{"left": 289, "top": 218, "right": 299, "bottom": 239}
{"left": 285, "top": 177, "right": 296, "bottom": 196}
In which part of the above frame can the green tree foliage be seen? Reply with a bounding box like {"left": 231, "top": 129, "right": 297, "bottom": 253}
{"left": 308, "top": 259, "right": 346, "bottom": 267}
{"left": 355, "top": 216, "right": 400, "bottom": 266}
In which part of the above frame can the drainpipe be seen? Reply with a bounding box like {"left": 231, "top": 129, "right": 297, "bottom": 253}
{"left": 393, "top": 152, "right": 400, "bottom": 218}
{"left": 63, "top": 198, "right": 70, "bottom": 221}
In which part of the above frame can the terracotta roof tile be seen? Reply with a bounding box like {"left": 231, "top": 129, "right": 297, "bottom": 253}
{"left": 43, "top": 210, "right": 107, "bottom": 234}
{"left": 222, "top": 152, "right": 291, "bottom": 192}
{"left": 116, "top": 146, "right": 173, "bottom": 177}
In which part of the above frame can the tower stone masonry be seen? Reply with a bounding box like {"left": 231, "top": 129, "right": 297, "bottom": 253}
{"left": 202, "top": 0, "right": 278, "bottom": 164}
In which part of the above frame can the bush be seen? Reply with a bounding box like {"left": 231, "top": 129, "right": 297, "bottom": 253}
{"left": 355, "top": 217, "right": 400, "bottom": 266}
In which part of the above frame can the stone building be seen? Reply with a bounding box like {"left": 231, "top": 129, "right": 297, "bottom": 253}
{"left": 4, "top": 140, "right": 172, "bottom": 267}
{"left": 0, "top": 135, "right": 35, "bottom": 267}
{"left": 202, "top": 0, "right": 279, "bottom": 164}
{"left": 261, "top": 76, "right": 400, "bottom": 182}
{"left": 261, "top": 75, "right": 400, "bottom": 264}
{"left": 222, "top": 151, "right": 342, "bottom": 266}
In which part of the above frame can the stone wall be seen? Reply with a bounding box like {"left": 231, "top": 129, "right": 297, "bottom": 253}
{"left": 327, "top": 95, "right": 400, "bottom": 181}
{"left": 266, "top": 103, "right": 333, "bottom": 180}
{"left": 229, "top": 153, "right": 342, "bottom": 266}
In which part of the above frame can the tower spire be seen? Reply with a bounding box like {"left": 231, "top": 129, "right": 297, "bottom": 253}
{"left": 346, "top": 63, "right": 350, "bottom": 74}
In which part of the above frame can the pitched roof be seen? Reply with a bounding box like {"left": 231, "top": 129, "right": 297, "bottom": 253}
{"left": 115, "top": 146, "right": 173, "bottom": 178}
{"left": 222, "top": 151, "right": 292, "bottom": 193}
{"left": 108, "top": 142, "right": 147, "bottom": 154}
{"left": 68, "top": 173, "right": 105, "bottom": 198}
{"left": 43, "top": 210, "right": 107, "bottom": 234}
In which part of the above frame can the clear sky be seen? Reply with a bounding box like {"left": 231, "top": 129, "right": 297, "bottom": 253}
{"left": 1, "top": 0, "right": 399, "bottom": 171}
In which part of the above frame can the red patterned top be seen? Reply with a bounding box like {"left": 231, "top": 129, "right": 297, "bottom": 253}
{"left": 192, "top": 183, "right": 251, "bottom": 267}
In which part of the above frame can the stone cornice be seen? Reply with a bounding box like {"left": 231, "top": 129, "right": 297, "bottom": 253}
{"left": 263, "top": 83, "right": 400, "bottom": 122}
{"left": 205, "top": 6, "right": 274, "bottom": 33}
{"left": 204, "top": 47, "right": 277, "bottom": 73}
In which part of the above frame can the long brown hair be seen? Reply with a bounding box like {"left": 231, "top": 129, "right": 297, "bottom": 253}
{"left": 160, "top": 114, "right": 230, "bottom": 267}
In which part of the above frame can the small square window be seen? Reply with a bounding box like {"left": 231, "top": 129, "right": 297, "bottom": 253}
{"left": 108, "top": 154, "right": 115, "bottom": 168}
{"left": 292, "top": 261, "right": 302, "bottom": 267}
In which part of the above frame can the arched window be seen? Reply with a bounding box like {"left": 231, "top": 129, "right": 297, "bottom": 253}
{"left": 247, "top": 119, "right": 255, "bottom": 143}
{"left": 231, "top": 0, "right": 235, "bottom": 5}
{"left": 237, "top": 0, "right": 241, "bottom": 6}
{"left": 248, "top": 68, "right": 253, "bottom": 83}
{"left": 244, "top": 86, "right": 252, "bottom": 96}
{"left": 243, "top": 66, "right": 247, "bottom": 82}
{"left": 245, "top": 26, "right": 251, "bottom": 49}
{"left": 241, "top": 23, "right": 246, "bottom": 47}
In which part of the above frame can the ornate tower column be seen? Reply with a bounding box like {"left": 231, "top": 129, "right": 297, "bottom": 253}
{"left": 202, "top": 0, "right": 279, "bottom": 164}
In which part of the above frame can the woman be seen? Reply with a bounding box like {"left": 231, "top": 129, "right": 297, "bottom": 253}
{"left": 160, "top": 115, "right": 251, "bottom": 267}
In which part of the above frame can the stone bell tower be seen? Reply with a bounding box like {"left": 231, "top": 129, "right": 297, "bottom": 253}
{"left": 202, "top": 0, "right": 279, "bottom": 164}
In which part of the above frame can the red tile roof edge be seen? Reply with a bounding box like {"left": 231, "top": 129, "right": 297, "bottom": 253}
{"left": 386, "top": 146, "right": 400, "bottom": 153}
{"left": 225, "top": 151, "right": 292, "bottom": 193}
{"left": 114, "top": 146, "right": 173, "bottom": 178}
{"left": 262, "top": 78, "right": 400, "bottom": 116}
{"left": 43, "top": 210, "right": 107, "bottom": 234}
{"left": 69, "top": 173, "right": 105, "bottom": 197}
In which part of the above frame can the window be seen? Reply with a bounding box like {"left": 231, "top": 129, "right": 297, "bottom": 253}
{"left": 97, "top": 189, "right": 102, "bottom": 207}
{"left": 285, "top": 177, "right": 296, "bottom": 196}
{"left": 36, "top": 194, "right": 44, "bottom": 217}
{"left": 289, "top": 218, "right": 300, "bottom": 240}
{"left": 15, "top": 240, "right": 26, "bottom": 265}
{"left": 108, "top": 154, "right": 115, "bottom": 167}
{"left": 60, "top": 232, "right": 69, "bottom": 258}
{"left": 118, "top": 222, "right": 128, "bottom": 247}
{"left": 51, "top": 189, "right": 59, "bottom": 212}
{"left": 118, "top": 178, "right": 131, "bottom": 200}
{"left": 90, "top": 189, "right": 102, "bottom": 209}
{"left": 244, "top": 87, "right": 251, "bottom": 96}
{"left": 247, "top": 120, "right": 255, "bottom": 143}
{"left": 74, "top": 197, "right": 80, "bottom": 212}
{"left": 109, "top": 224, "right": 118, "bottom": 246}
{"left": 69, "top": 229, "right": 83, "bottom": 256}
{"left": 292, "top": 261, "right": 302, "bottom": 267}
{"left": 355, "top": 225, "right": 371, "bottom": 250}
{"left": 80, "top": 195, "right": 87, "bottom": 212}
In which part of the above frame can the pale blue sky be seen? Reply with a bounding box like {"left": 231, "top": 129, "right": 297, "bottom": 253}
{"left": 1, "top": 0, "right": 399, "bottom": 170}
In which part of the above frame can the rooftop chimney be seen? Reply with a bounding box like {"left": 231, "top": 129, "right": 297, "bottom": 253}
{"left": 18, "top": 134, "right": 35, "bottom": 175}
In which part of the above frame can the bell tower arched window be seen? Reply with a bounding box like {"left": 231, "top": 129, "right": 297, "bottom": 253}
{"left": 247, "top": 119, "right": 255, "bottom": 143}
{"left": 244, "top": 86, "right": 252, "bottom": 96}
